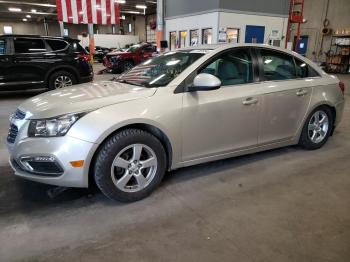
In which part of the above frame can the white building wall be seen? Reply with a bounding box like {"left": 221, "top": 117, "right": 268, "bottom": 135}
{"left": 165, "top": 12, "right": 219, "bottom": 48}
{"left": 219, "top": 12, "right": 288, "bottom": 47}
{"left": 164, "top": 11, "right": 288, "bottom": 49}
{"left": 77, "top": 34, "right": 139, "bottom": 49}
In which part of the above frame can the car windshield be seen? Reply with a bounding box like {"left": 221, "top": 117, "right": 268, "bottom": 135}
{"left": 126, "top": 44, "right": 142, "bottom": 53}
{"left": 116, "top": 50, "right": 209, "bottom": 87}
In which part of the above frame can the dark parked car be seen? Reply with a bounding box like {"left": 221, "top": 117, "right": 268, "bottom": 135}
{"left": 85, "top": 46, "right": 112, "bottom": 62}
{"left": 0, "top": 35, "right": 93, "bottom": 91}
{"left": 103, "top": 43, "right": 157, "bottom": 73}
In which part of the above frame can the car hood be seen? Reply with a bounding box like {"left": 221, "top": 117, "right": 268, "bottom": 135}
{"left": 19, "top": 81, "right": 157, "bottom": 119}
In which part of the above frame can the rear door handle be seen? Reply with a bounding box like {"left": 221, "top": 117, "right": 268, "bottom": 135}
{"left": 242, "top": 97, "right": 258, "bottom": 105}
{"left": 296, "top": 89, "right": 308, "bottom": 96}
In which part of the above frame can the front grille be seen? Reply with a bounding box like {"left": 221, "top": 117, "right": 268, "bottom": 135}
{"left": 25, "top": 161, "right": 64, "bottom": 176}
{"left": 109, "top": 56, "right": 118, "bottom": 64}
{"left": 7, "top": 124, "right": 18, "bottom": 143}
{"left": 14, "top": 109, "right": 26, "bottom": 120}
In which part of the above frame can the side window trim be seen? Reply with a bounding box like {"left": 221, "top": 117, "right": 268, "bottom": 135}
{"left": 250, "top": 48, "right": 260, "bottom": 82}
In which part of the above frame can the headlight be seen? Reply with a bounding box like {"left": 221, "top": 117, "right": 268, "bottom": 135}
{"left": 28, "top": 112, "right": 88, "bottom": 137}
{"left": 111, "top": 55, "right": 120, "bottom": 61}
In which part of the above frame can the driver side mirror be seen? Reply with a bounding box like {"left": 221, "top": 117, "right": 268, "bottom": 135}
{"left": 188, "top": 73, "right": 221, "bottom": 92}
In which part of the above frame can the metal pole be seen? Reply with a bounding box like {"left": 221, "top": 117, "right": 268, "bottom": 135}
{"left": 88, "top": 23, "right": 94, "bottom": 63}
{"left": 59, "top": 21, "right": 64, "bottom": 37}
{"left": 44, "top": 18, "right": 49, "bottom": 36}
{"left": 295, "top": 0, "right": 305, "bottom": 52}
{"left": 156, "top": 0, "right": 164, "bottom": 52}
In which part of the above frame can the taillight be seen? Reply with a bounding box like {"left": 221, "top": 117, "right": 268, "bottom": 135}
{"left": 339, "top": 81, "right": 345, "bottom": 95}
{"left": 78, "top": 53, "right": 90, "bottom": 62}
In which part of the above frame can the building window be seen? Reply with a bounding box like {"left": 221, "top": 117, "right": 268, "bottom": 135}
{"left": 227, "top": 28, "right": 239, "bottom": 43}
{"left": 179, "top": 31, "right": 187, "bottom": 48}
{"left": 169, "top": 31, "right": 177, "bottom": 50}
{"left": 3, "top": 26, "right": 12, "bottom": 34}
{"left": 190, "top": 30, "right": 199, "bottom": 46}
{"left": 146, "top": 25, "right": 156, "bottom": 43}
{"left": 202, "top": 28, "right": 212, "bottom": 44}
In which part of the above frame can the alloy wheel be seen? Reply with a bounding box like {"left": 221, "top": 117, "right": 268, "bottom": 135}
{"left": 308, "top": 110, "right": 329, "bottom": 144}
{"left": 54, "top": 75, "right": 73, "bottom": 89}
{"left": 110, "top": 144, "right": 158, "bottom": 193}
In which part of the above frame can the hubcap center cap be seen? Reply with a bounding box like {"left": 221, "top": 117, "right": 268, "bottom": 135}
{"left": 129, "top": 162, "right": 141, "bottom": 173}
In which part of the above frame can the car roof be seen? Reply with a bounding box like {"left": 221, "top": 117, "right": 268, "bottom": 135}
{"left": 178, "top": 43, "right": 301, "bottom": 57}
{"left": 0, "top": 34, "right": 79, "bottom": 42}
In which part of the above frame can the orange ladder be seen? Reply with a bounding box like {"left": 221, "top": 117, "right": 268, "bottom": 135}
{"left": 285, "top": 0, "right": 305, "bottom": 50}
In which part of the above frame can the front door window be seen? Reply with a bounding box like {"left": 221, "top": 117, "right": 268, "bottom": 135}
{"left": 200, "top": 48, "right": 253, "bottom": 86}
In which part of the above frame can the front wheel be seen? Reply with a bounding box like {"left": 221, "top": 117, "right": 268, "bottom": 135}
{"left": 299, "top": 106, "right": 333, "bottom": 150}
{"left": 94, "top": 129, "right": 167, "bottom": 202}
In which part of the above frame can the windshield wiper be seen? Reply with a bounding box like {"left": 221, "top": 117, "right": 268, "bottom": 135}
{"left": 114, "top": 78, "right": 149, "bottom": 87}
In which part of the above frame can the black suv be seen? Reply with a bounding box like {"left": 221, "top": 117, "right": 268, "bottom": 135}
{"left": 0, "top": 35, "right": 93, "bottom": 91}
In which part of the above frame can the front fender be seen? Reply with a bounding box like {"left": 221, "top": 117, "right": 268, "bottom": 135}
{"left": 67, "top": 91, "right": 183, "bottom": 168}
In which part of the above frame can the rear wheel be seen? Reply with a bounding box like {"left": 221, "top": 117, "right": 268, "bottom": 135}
{"left": 94, "top": 129, "right": 167, "bottom": 202}
{"left": 48, "top": 71, "right": 77, "bottom": 90}
{"left": 299, "top": 106, "right": 333, "bottom": 150}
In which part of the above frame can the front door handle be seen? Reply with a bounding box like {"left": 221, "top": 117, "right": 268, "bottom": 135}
{"left": 242, "top": 97, "right": 258, "bottom": 105}
{"left": 296, "top": 89, "right": 308, "bottom": 96}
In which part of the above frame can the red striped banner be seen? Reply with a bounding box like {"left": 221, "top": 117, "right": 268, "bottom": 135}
{"left": 56, "top": 0, "right": 120, "bottom": 25}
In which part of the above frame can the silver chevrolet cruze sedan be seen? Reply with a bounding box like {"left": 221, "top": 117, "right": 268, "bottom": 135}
{"left": 7, "top": 44, "right": 345, "bottom": 202}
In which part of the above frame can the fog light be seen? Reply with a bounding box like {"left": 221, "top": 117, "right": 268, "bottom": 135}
{"left": 19, "top": 155, "right": 64, "bottom": 176}
{"left": 32, "top": 156, "right": 55, "bottom": 162}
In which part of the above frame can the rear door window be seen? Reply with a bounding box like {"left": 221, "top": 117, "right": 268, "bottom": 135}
{"left": 14, "top": 38, "right": 46, "bottom": 53}
{"left": 0, "top": 39, "right": 6, "bottom": 54}
{"left": 46, "top": 40, "right": 68, "bottom": 51}
{"left": 294, "top": 58, "right": 320, "bottom": 78}
{"left": 259, "top": 49, "right": 296, "bottom": 81}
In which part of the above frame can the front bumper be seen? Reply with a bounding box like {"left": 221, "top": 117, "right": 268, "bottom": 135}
{"left": 7, "top": 135, "right": 98, "bottom": 188}
{"left": 103, "top": 56, "right": 124, "bottom": 71}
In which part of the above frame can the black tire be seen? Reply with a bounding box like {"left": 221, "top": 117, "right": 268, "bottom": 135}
{"left": 121, "top": 60, "right": 134, "bottom": 72}
{"left": 299, "top": 106, "right": 334, "bottom": 150}
{"left": 48, "top": 70, "right": 77, "bottom": 90}
{"left": 94, "top": 129, "right": 167, "bottom": 202}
